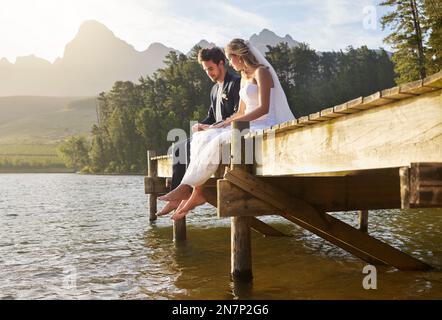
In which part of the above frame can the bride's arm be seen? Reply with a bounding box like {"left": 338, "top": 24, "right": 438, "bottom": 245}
{"left": 223, "top": 67, "right": 273, "bottom": 124}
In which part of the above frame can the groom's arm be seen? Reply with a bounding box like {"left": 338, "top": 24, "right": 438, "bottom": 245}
{"left": 200, "top": 86, "right": 217, "bottom": 125}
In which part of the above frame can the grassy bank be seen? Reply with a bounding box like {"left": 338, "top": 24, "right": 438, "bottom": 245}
{"left": 0, "top": 143, "right": 69, "bottom": 173}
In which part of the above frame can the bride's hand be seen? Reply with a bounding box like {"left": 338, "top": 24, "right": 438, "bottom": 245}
{"left": 211, "top": 120, "right": 230, "bottom": 129}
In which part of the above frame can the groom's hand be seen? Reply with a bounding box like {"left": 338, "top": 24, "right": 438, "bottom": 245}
{"left": 192, "top": 123, "right": 210, "bottom": 132}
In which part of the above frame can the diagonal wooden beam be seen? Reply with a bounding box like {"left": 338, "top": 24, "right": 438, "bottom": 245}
{"left": 250, "top": 217, "right": 288, "bottom": 237}
{"left": 224, "top": 169, "right": 431, "bottom": 270}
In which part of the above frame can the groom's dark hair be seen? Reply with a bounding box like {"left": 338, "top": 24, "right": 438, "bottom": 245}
{"left": 198, "top": 47, "right": 226, "bottom": 66}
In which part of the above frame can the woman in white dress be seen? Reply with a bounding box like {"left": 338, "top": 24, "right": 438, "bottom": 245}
{"left": 159, "top": 38, "right": 295, "bottom": 220}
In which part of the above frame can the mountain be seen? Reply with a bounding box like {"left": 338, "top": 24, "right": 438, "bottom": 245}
{"left": 0, "top": 22, "right": 301, "bottom": 96}
{"left": 0, "top": 20, "right": 179, "bottom": 97}
{"left": 249, "top": 29, "right": 300, "bottom": 54}
{"left": 186, "top": 40, "right": 217, "bottom": 55}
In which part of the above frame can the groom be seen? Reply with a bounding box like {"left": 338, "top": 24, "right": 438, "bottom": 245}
{"left": 156, "top": 47, "right": 241, "bottom": 216}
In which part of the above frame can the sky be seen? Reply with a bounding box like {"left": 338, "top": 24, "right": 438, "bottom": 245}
{"left": 0, "top": 0, "right": 393, "bottom": 63}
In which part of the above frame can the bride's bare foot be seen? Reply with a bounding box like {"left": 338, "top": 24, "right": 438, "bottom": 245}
{"left": 171, "top": 188, "right": 207, "bottom": 221}
{"left": 158, "top": 184, "right": 191, "bottom": 201}
{"left": 156, "top": 200, "right": 180, "bottom": 217}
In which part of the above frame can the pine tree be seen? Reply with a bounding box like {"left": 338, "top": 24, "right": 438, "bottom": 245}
{"left": 381, "top": 0, "right": 428, "bottom": 83}
{"left": 424, "top": 0, "right": 442, "bottom": 73}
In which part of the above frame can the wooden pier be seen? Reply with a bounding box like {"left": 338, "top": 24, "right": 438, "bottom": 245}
{"left": 145, "top": 70, "right": 442, "bottom": 279}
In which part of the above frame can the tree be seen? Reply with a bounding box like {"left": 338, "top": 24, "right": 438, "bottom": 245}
{"left": 424, "top": 0, "right": 442, "bottom": 73}
{"left": 58, "top": 136, "right": 90, "bottom": 171}
{"left": 381, "top": 0, "right": 428, "bottom": 83}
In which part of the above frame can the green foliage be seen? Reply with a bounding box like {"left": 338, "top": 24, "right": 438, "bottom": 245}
{"left": 381, "top": 0, "right": 441, "bottom": 83}
{"left": 57, "top": 136, "right": 90, "bottom": 170}
{"left": 267, "top": 43, "right": 395, "bottom": 117}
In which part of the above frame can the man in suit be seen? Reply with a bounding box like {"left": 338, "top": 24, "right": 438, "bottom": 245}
{"left": 156, "top": 47, "right": 241, "bottom": 216}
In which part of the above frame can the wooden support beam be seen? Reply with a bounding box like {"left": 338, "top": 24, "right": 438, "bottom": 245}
{"left": 250, "top": 217, "right": 288, "bottom": 237}
{"left": 144, "top": 177, "right": 169, "bottom": 194}
{"left": 218, "top": 179, "right": 280, "bottom": 217}
{"left": 410, "top": 163, "right": 442, "bottom": 208}
{"left": 224, "top": 169, "right": 431, "bottom": 270}
{"left": 147, "top": 150, "right": 158, "bottom": 222}
{"left": 218, "top": 167, "right": 404, "bottom": 216}
{"left": 230, "top": 121, "right": 253, "bottom": 281}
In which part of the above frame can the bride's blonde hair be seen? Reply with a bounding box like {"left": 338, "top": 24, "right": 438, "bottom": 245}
{"left": 225, "top": 38, "right": 263, "bottom": 75}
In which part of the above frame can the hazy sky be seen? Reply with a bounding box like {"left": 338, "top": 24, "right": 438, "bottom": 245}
{"left": 0, "top": 0, "right": 392, "bottom": 63}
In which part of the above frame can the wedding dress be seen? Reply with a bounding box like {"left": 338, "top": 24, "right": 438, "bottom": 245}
{"left": 180, "top": 42, "right": 295, "bottom": 187}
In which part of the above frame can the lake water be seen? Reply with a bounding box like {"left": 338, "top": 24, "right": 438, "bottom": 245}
{"left": 1, "top": 173, "right": 441, "bottom": 300}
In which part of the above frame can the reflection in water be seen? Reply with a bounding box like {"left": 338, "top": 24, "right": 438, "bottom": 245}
{"left": 0, "top": 173, "right": 442, "bottom": 299}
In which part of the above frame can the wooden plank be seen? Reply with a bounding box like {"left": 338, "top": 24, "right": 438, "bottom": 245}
{"left": 333, "top": 101, "right": 360, "bottom": 114}
{"left": 157, "top": 156, "right": 172, "bottom": 177}
{"left": 250, "top": 217, "right": 288, "bottom": 237}
{"left": 256, "top": 90, "right": 442, "bottom": 176}
{"left": 423, "top": 70, "right": 442, "bottom": 88}
{"left": 320, "top": 107, "right": 346, "bottom": 118}
{"left": 218, "top": 179, "right": 281, "bottom": 217}
{"left": 400, "top": 79, "right": 438, "bottom": 95}
{"left": 410, "top": 162, "right": 442, "bottom": 208}
{"left": 381, "top": 86, "right": 417, "bottom": 100}
{"left": 144, "top": 177, "right": 169, "bottom": 194}
{"left": 202, "top": 186, "right": 218, "bottom": 207}
{"left": 224, "top": 169, "right": 431, "bottom": 270}
{"left": 298, "top": 115, "right": 320, "bottom": 125}
{"left": 309, "top": 112, "right": 332, "bottom": 122}
{"left": 219, "top": 167, "right": 403, "bottom": 215}
{"left": 356, "top": 92, "right": 394, "bottom": 110}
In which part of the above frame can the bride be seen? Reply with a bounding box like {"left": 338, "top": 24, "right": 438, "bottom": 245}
{"left": 159, "top": 38, "right": 295, "bottom": 221}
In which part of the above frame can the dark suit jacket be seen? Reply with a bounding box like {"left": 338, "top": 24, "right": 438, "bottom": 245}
{"left": 200, "top": 71, "right": 241, "bottom": 125}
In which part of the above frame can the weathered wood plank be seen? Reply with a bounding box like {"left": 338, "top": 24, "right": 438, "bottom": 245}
{"left": 333, "top": 101, "right": 361, "bottom": 114}
{"left": 217, "top": 179, "right": 281, "bottom": 217}
{"left": 219, "top": 167, "right": 403, "bottom": 215}
{"left": 400, "top": 79, "right": 438, "bottom": 95}
{"left": 144, "top": 177, "right": 169, "bottom": 194}
{"left": 423, "top": 70, "right": 442, "bottom": 88}
{"left": 256, "top": 90, "right": 442, "bottom": 176}
{"left": 381, "top": 86, "right": 417, "bottom": 100}
{"left": 157, "top": 155, "right": 172, "bottom": 178}
{"left": 224, "top": 169, "right": 431, "bottom": 270}
{"left": 320, "top": 107, "right": 346, "bottom": 118}
{"left": 410, "top": 162, "right": 442, "bottom": 208}
{"left": 356, "top": 92, "right": 394, "bottom": 110}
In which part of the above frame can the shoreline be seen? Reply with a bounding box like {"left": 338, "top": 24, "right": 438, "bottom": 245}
{"left": 0, "top": 168, "right": 145, "bottom": 176}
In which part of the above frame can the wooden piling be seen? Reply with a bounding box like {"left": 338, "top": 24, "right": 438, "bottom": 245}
{"left": 230, "top": 121, "right": 253, "bottom": 281}
{"left": 170, "top": 142, "right": 187, "bottom": 243}
{"left": 358, "top": 210, "right": 369, "bottom": 233}
{"left": 147, "top": 150, "right": 158, "bottom": 222}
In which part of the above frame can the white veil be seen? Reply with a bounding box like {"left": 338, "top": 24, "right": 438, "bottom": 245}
{"left": 246, "top": 41, "right": 295, "bottom": 124}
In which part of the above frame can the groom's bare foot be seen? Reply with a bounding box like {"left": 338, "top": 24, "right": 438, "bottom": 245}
{"left": 158, "top": 184, "right": 191, "bottom": 201}
{"left": 171, "top": 191, "right": 207, "bottom": 221}
{"left": 156, "top": 200, "right": 180, "bottom": 217}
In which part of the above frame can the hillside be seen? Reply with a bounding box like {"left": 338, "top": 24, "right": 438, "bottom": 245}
{"left": 0, "top": 96, "right": 97, "bottom": 144}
